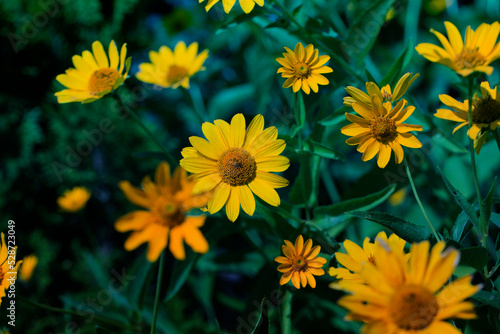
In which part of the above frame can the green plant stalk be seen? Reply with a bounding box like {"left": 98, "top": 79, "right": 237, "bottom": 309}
{"left": 182, "top": 86, "right": 207, "bottom": 123}
{"left": 150, "top": 250, "right": 166, "bottom": 334}
{"left": 466, "top": 78, "right": 487, "bottom": 245}
{"left": 281, "top": 289, "right": 292, "bottom": 334}
{"left": 268, "top": 0, "right": 363, "bottom": 81}
{"left": 403, "top": 158, "right": 440, "bottom": 242}
{"left": 113, "top": 94, "right": 177, "bottom": 167}
{"left": 493, "top": 128, "right": 500, "bottom": 152}
{"left": 19, "top": 296, "right": 139, "bottom": 331}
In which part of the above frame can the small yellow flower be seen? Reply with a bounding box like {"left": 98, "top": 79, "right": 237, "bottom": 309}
{"left": 328, "top": 232, "right": 407, "bottom": 288}
{"left": 116, "top": 162, "right": 210, "bottom": 262}
{"left": 341, "top": 95, "right": 423, "bottom": 168}
{"left": 343, "top": 72, "right": 419, "bottom": 107}
{"left": 19, "top": 254, "right": 38, "bottom": 282}
{"left": 57, "top": 186, "right": 91, "bottom": 212}
{"left": 337, "top": 239, "right": 481, "bottom": 334}
{"left": 276, "top": 43, "right": 333, "bottom": 94}
{"left": 136, "top": 42, "right": 209, "bottom": 89}
{"left": 199, "top": 0, "right": 263, "bottom": 14}
{"left": 180, "top": 114, "right": 290, "bottom": 222}
{"left": 416, "top": 21, "right": 500, "bottom": 77}
{"left": 436, "top": 81, "right": 500, "bottom": 153}
{"left": 55, "top": 40, "right": 130, "bottom": 103}
{"left": 388, "top": 188, "right": 407, "bottom": 206}
{"left": 0, "top": 233, "right": 22, "bottom": 306}
{"left": 275, "top": 235, "right": 327, "bottom": 289}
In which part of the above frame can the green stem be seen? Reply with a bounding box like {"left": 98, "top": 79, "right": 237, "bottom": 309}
{"left": 404, "top": 158, "right": 440, "bottom": 242}
{"left": 274, "top": 204, "right": 304, "bottom": 224}
{"left": 150, "top": 251, "right": 166, "bottom": 334}
{"left": 281, "top": 289, "right": 292, "bottom": 334}
{"left": 466, "top": 78, "right": 487, "bottom": 245}
{"left": 19, "top": 296, "right": 139, "bottom": 331}
{"left": 182, "top": 86, "right": 207, "bottom": 123}
{"left": 113, "top": 94, "right": 177, "bottom": 167}
{"left": 268, "top": 0, "right": 363, "bottom": 81}
{"left": 493, "top": 128, "right": 500, "bottom": 152}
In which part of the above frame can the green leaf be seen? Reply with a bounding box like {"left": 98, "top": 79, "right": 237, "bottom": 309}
{"left": 343, "top": 0, "right": 396, "bottom": 66}
{"left": 207, "top": 84, "right": 255, "bottom": 119}
{"left": 165, "top": 252, "right": 199, "bottom": 302}
{"left": 256, "top": 200, "right": 297, "bottom": 240}
{"left": 458, "top": 246, "right": 488, "bottom": 272}
{"left": 216, "top": 9, "right": 267, "bottom": 33}
{"left": 438, "top": 167, "right": 480, "bottom": 234}
{"left": 250, "top": 298, "right": 270, "bottom": 334}
{"left": 299, "top": 139, "right": 346, "bottom": 160}
{"left": 380, "top": 39, "right": 414, "bottom": 87}
{"left": 365, "top": 68, "right": 378, "bottom": 85}
{"left": 347, "top": 211, "right": 432, "bottom": 243}
{"left": 292, "top": 91, "right": 306, "bottom": 137}
{"left": 314, "top": 184, "right": 396, "bottom": 217}
{"left": 483, "top": 177, "right": 497, "bottom": 231}
{"left": 472, "top": 290, "right": 500, "bottom": 311}
{"left": 451, "top": 210, "right": 473, "bottom": 243}
{"left": 289, "top": 154, "right": 321, "bottom": 207}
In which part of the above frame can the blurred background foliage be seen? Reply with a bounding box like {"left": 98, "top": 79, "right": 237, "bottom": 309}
{"left": 1, "top": 0, "right": 500, "bottom": 332}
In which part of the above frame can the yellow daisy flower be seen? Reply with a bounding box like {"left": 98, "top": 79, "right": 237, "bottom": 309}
{"left": 436, "top": 81, "right": 500, "bottom": 153}
{"left": 328, "top": 232, "right": 407, "bottom": 287}
{"left": 343, "top": 73, "right": 420, "bottom": 107}
{"left": 55, "top": 40, "right": 130, "bottom": 103}
{"left": 341, "top": 95, "right": 423, "bottom": 168}
{"left": 388, "top": 188, "right": 408, "bottom": 206}
{"left": 136, "top": 41, "right": 209, "bottom": 89}
{"left": 116, "top": 162, "right": 210, "bottom": 262}
{"left": 337, "top": 240, "right": 481, "bottom": 334}
{"left": 199, "top": 0, "right": 263, "bottom": 14}
{"left": 19, "top": 254, "right": 38, "bottom": 282}
{"left": 57, "top": 186, "right": 91, "bottom": 212}
{"left": 0, "top": 233, "right": 22, "bottom": 306}
{"left": 275, "top": 235, "right": 327, "bottom": 289}
{"left": 416, "top": 21, "right": 500, "bottom": 77}
{"left": 180, "top": 114, "right": 289, "bottom": 222}
{"left": 276, "top": 43, "right": 333, "bottom": 94}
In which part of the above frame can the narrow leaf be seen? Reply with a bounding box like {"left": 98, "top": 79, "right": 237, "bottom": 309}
{"left": 380, "top": 39, "right": 414, "bottom": 87}
{"left": 165, "top": 252, "right": 199, "bottom": 301}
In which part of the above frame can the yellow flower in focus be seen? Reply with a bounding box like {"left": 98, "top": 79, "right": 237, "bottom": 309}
{"left": 116, "top": 162, "right": 210, "bottom": 262}
{"left": 341, "top": 96, "right": 423, "bottom": 168}
{"left": 57, "top": 186, "right": 91, "bottom": 212}
{"left": 199, "top": 0, "right": 263, "bottom": 14}
{"left": 55, "top": 41, "right": 130, "bottom": 103}
{"left": 20, "top": 254, "right": 38, "bottom": 282}
{"left": 344, "top": 72, "right": 419, "bottom": 107}
{"left": 180, "top": 114, "right": 289, "bottom": 222}
{"left": 328, "top": 232, "right": 407, "bottom": 288}
{"left": 277, "top": 43, "right": 333, "bottom": 94}
{"left": 136, "top": 42, "right": 209, "bottom": 89}
{"left": 416, "top": 21, "right": 500, "bottom": 77}
{"left": 388, "top": 188, "right": 407, "bottom": 206}
{"left": 337, "top": 240, "right": 481, "bottom": 334}
{"left": 435, "top": 81, "right": 500, "bottom": 153}
{"left": 0, "top": 233, "right": 22, "bottom": 306}
{"left": 275, "top": 235, "right": 327, "bottom": 289}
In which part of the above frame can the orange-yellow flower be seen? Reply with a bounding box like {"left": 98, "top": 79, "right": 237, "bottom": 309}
{"left": 199, "top": 0, "right": 263, "bottom": 14}
{"left": 0, "top": 233, "right": 22, "bottom": 306}
{"left": 416, "top": 21, "right": 500, "bottom": 76}
{"left": 19, "top": 254, "right": 38, "bottom": 282}
{"left": 57, "top": 186, "right": 91, "bottom": 212}
{"left": 115, "top": 162, "right": 210, "bottom": 261}
{"left": 275, "top": 235, "right": 326, "bottom": 289}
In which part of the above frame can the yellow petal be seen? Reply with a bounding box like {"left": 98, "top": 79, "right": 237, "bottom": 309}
{"left": 208, "top": 183, "right": 230, "bottom": 214}
{"left": 248, "top": 177, "right": 281, "bottom": 206}
{"left": 226, "top": 188, "right": 240, "bottom": 222}
{"left": 238, "top": 185, "right": 255, "bottom": 216}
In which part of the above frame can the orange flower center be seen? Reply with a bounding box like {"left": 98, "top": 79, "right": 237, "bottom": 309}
{"left": 217, "top": 148, "right": 256, "bottom": 186}
{"left": 367, "top": 254, "right": 376, "bottom": 265}
{"left": 370, "top": 116, "right": 397, "bottom": 143}
{"left": 455, "top": 48, "right": 486, "bottom": 69}
{"left": 390, "top": 285, "right": 438, "bottom": 330}
{"left": 294, "top": 62, "right": 311, "bottom": 78}
{"left": 152, "top": 198, "right": 185, "bottom": 227}
{"left": 167, "top": 65, "right": 189, "bottom": 85}
{"left": 88, "top": 68, "right": 120, "bottom": 96}
{"left": 473, "top": 97, "right": 500, "bottom": 124}
{"left": 292, "top": 255, "right": 307, "bottom": 271}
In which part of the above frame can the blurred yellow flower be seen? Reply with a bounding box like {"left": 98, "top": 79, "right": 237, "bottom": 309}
{"left": 388, "top": 188, "right": 408, "bottom": 206}
{"left": 180, "top": 114, "right": 289, "bottom": 222}
{"left": 416, "top": 21, "right": 500, "bottom": 77}
{"left": 199, "top": 0, "right": 263, "bottom": 14}
{"left": 20, "top": 254, "right": 38, "bottom": 282}
{"left": 136, "top": 42, "right": 209, "bottom": 89}
{"left": 341, "top": 96, "right": 423, "bottom": 168}
{"left": 328, "top": 232, "right": 407, "bottom": 288}
{"left": 116, "top": 162, "right": 210, "bottom": 262}
{"left": 275, "top": 235, "right": 326, "bottom": 289}
{"left": 337, "top": 240, "right": 481, "bottom": 334}
{"left": 0, "top": 233, "right": 22, "bottom": 306}
{"left": 436, "top": 81, "right": 500, "bottom": 153}
{"left": 57, "top": 186, "right": 91, "bottom": 212}
{"left": 277, "top": 43, "right": 333, "bottom": 94}
{"left": 344, "top": 73, "right": 419, "bottom": 107}
{"left": 55, "top": 40, "right": 130, "bottom": 103}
